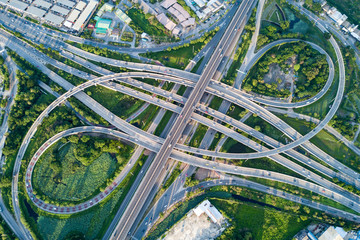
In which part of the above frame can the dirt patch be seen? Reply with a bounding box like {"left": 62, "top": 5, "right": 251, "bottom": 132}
{"left": 194, "top": 168, "right": 220, "bottom": 181}
{"left": 163, "top": 211, "right": 225, "bottom": 240}
{"left": 143, "top": 149, "right": 152, "bottom": 156}
{"left": 263, "top": 63, "right": 291, "bottom": 91}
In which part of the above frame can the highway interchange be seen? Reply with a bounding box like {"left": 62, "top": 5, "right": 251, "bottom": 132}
{"left": 1, "top": 0, "right": 360, "bottom": 239}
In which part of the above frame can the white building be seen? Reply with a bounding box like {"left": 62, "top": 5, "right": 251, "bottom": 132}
{"left": 351, "top": 29, "right": 360, "bottom": 41}
{"left": 326, "top": 7, "right": 347, "bottom": 26}
{"left": 72, "top": 0, "right": 98, "bottom": 32}
{"left": 193, "top": 200, "right": 224, "bottom": 224}
{"left": 318, "top": 226, "right": 344, "bottom": 240}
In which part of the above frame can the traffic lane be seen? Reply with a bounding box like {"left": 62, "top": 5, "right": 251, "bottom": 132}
{"left": 135, "top": 176, "right": 360, "bottom": 239}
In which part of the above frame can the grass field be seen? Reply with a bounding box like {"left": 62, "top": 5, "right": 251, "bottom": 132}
{"left": 130, "top": 104, "right": 159, "bottom": 130}
{"left": 127, "top": 8, "right": 167, "bottom": 37}
{"left": 221, "top": 137, "right": 254, "bottom": 153}
{"left": 28, "top": 154, "right": 147, "bottom": 240}
{"left": 226, "top": 104, "right": 247, "bottom": 121}
{"left": 189, "top": 124, "right": 208, "bottom": 148}
{"left": 176, "top": 85, "right": 187, "bottom": 96}
{"left": 245, "top": 115, "right": 290, "bottom": 144}
{"left": 146, "top": 190, "right": 312, "bottom": 240}
{"left": 190, "top": 56, "right": 204, "bottom": 74}
{"left": 154, "top": 110, "right": 173, "bottom": 136}
{"left": 213, "top": 198, "right": 309, "bottom": 240}
{"left": 209, "top": 132, "right": 224, "bottom": 151}
{"left": 279, "top": 115, "right": 360, "bottom": 172}
{"left": 142, "top": 42, "right": 204, "bottom": 69}
{"left": 33, "top": 142, "right": 118, "bottom": 202}
{"left": 294, "top": 72, "right": 338, "bottom": 119}
{"left": 87, "top": 85, "right": 144, "bottom": 119}
{"left": 208, "top": 96, "right": 223, "bottom": 111}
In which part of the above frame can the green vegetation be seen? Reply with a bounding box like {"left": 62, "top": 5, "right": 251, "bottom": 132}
{"left": 221, "top": 6, "right": 256, "bottom": 86}
{"left": 188, "top": 124, "right": 208, "bottom": 148}
{"left": 279, "top": 115, "right": 360, "bottom": 172}
{"left": 304, "top": 0, "right": 322, "bottom": 13}
{"left": 154, "top": 110, "right": 173, "bottom": 136}
{"left": 226, "top": 104, "right": 248, "bottom": 121}
{"left": 33, "top": 136, "right": 133, "bottom": 204}
{"left": 246, "top": 176, "right": 360, "bottom": 214}
{"left": 245, "top": 115, "right": 290, "bottom": 144}
{"left": 0, "top": 55, "right": 10, "bottom": 90}
{"left": 146, "top": 186, "right": 358, "bottom": 240}
{"left": 190, "top": 56, "right": 204, "bottom": 73}
{"left": 215, "top": 198, "right": 309, "bottom": 240}
{"left": 140, "top": 28, "right": 218, "bottom": 69}
{"left": 0, "top": 219, "right": 16, "bottom": 240}
{"left": 68, "top": 97, "right": 109, "bottom": 126}
{"left": 87, "top": 59, "right": 128, "bottom": 73}
{"left": 46, "top": 65, "right": 86, "bottom": 86}
{"left": 176, "top": 85, "right": 187, "bottom": 96}
{"left": 25, "top": 16, "right": 40, "bottom": 24}
{"left": 86, "top": 85, "right": 144, "bottom": 119}
{"left": 35, "top": 44, "right": 101, "bottom": 77}
{"left": 208, "top": 96, "right": 223, "bottom": 110}
{"left": 243, "top": 42, "right": 329, "bottom": 100}
{"left": 108, "top": 42, "right": 131, "bottom": 47}
{"left": 127, "top": 7, "right": 168, "bottom": 37}
{"left": 221, "top": 137, "right": 254, "bottom": 154}
{"left": 120, "top": 31, "right": 134, "bottom": 42}
{"left": 259, "top": 0, "right": 333, "bottom": 57}
{"left": 209, "top": 132, "right": 224, "bottom": 150}
{"left": 65, "top": 41, "right": 141, "bottom": 62}
{"left": 130, "top": 104, "right": 159, "bottom": 130}
{"left": 2, "top": 49, "right": 55, "bottom": 183}
{"left": 22, "top": 154, "right": 148, "bottom": 240}
{"left": 163, "top": 164, "right": 181, "bottom": 190}
{"left": 184, "top": 172, "right": 199, "bottom": 187}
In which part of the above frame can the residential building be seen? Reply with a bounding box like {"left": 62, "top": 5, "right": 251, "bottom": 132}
{"left": 156, "top": 13, "right": 176, "bottom": 31}
{"left": 115, "top": 9, "right": 131, "bottom": 24}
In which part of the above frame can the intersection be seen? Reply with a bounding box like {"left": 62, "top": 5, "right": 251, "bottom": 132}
{"left": 0, "top": 0, "right": 360, "bottom": 239}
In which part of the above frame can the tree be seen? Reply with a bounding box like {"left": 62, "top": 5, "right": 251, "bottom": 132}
{"left": 324, "top": 32, "right": 331, "bottom": 40}
{"left": 68, "top": 135, "right": 79, "bottom": 144}
{"left": 280, "top": 21, "right": 290, "bottom": 31}
{"left": 81, "top": 135, "right": 90, "bottom": 143}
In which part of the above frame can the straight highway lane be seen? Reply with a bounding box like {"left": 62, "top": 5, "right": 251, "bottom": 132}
{"left": 110, "top": 0, "right": 256, "bottom": 238}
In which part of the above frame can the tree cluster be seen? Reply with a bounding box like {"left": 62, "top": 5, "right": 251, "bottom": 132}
{"left": 0, "top": 55, "right": 10, "bottom": 90}
{"left": 70, "top": 135, "right": 131, "bottom": 166}
{"left": 65, "top": 41, "right": 140, "bottom": 62}
{"left": 243, "top": 42, "right": 328, "bottom": 100}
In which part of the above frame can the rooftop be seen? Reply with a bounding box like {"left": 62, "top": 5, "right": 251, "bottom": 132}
{"left": 57, "top": 0, "right": 75, "bottom": 8}
{"left": 44, "top": 12, "right": 64, "bottom": 25}
{"left": 193, "top": 200, "right": 224, "bottom": 224}
{"left": 156, "top": 12, "right": 176, "bottom": 31}
{"left": 115, "top": 8, "right": 131, "bottom": 24}
{"left": 318, "top": 226, "right": 344, "bottom": 240}
{"left": 32, "top": 0, "right": 52, "bottom": 9}
{"left": 72, "top": 0, "right": 98, "bottom": 31}
{"left": 74, "top": 0, "right": 86, "bottom": 11}
{"left": 95, "top": 18, "right": 112, "bottom": 29}
{"left": 26, "top": 5, "right": 46, "bottom": 17}
{"left": 51, "top": 4, "right": 70, "bottom": 16}
{"left": 66, "top": 9, "right": 80, "bottom": 23}
{"left": 8, "top": 0, "right": 29, "bottom": 11}
{"left": 161, "top": 0, "right": 176, "bottom": 9}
